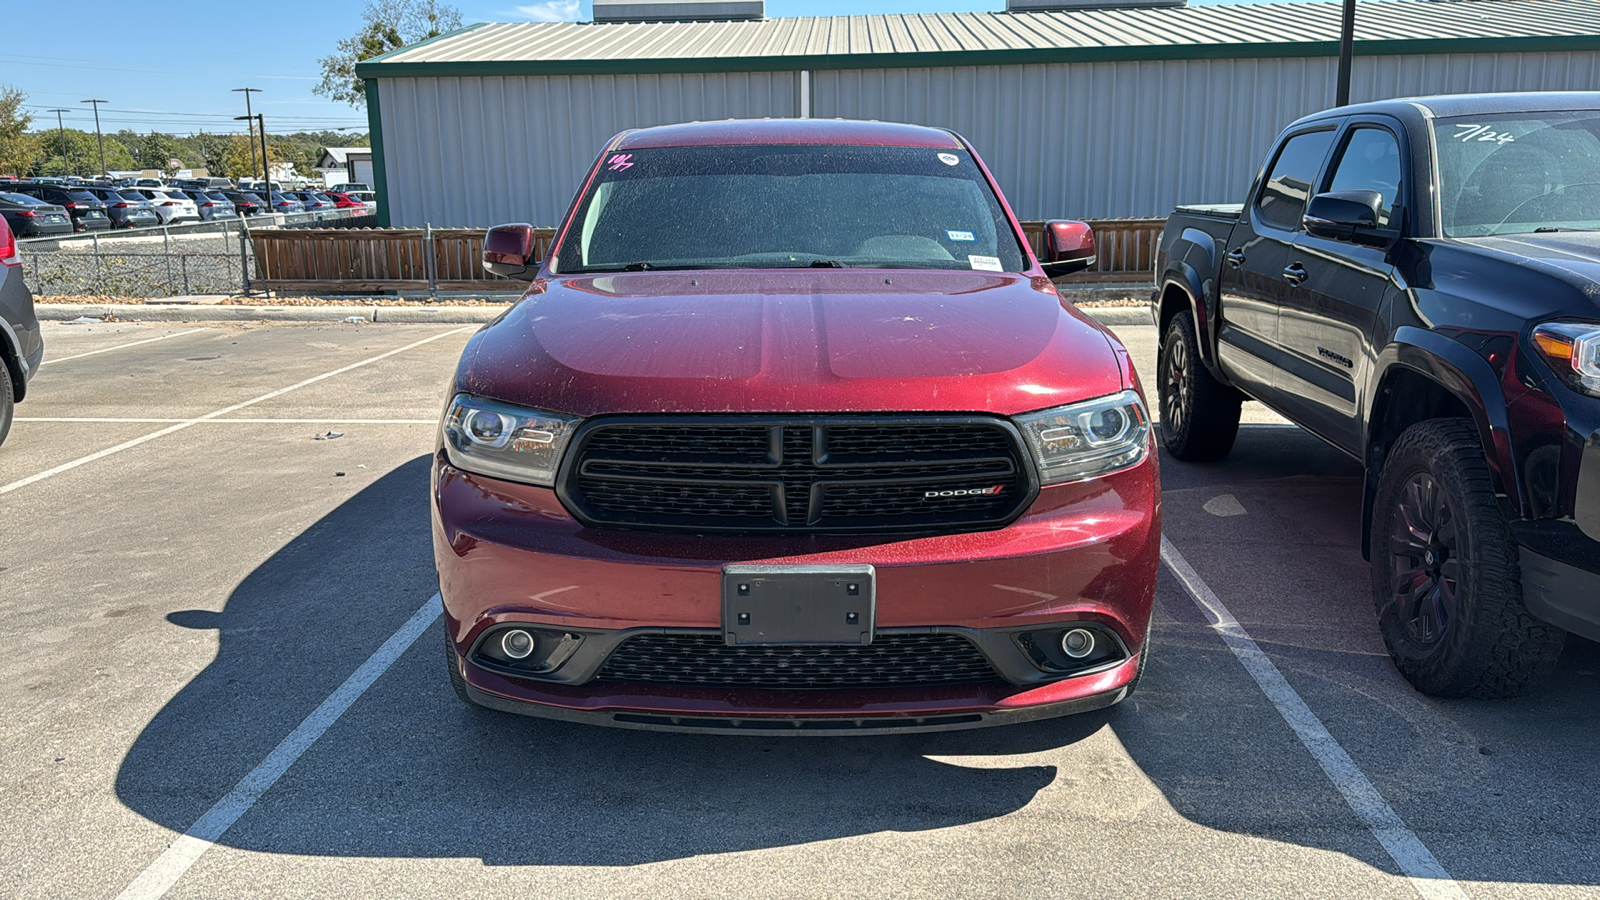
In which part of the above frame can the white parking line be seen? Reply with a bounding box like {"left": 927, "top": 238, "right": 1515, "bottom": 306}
{"left": 113, "top": 593, "right": 443, "bottom": 900}
{"left": 16, "top": 417, "right": 437, "bottom": 424}
{"left": 39, "top": 329, "right": 206, "bottom": 365}
{"left": 0, "top": 326, "right": 472, "bottom": 497}
{"left": 1160, "top": 537, "right": 1468, "bottom": 900}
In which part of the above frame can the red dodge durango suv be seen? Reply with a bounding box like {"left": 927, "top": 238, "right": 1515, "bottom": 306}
{"left": 433, "top": 119, "right": 1160, "bottom": 733}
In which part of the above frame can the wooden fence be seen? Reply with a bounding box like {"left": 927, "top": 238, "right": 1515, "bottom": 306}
{"left": 249, "top": 219, "right": 1162, "bottom": 293}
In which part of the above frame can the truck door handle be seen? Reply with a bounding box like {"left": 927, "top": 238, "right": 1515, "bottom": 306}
{"left": 1281, "top": 263, "right": 1308, "bottom": 286}
{"left": 1225, "top": 249, "right": 1246, "bottom": 269}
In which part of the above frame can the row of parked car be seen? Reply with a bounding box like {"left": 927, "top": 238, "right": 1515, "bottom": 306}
{"left": 0, "top": 180, "right": 378, "bottom": 237}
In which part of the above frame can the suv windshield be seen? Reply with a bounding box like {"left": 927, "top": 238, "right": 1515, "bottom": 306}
{"left": 554, "top": 144, "right": 1028, "bottom": 274}
{"left": 1436, "top": 110, "right": 1600, "bottom": 236}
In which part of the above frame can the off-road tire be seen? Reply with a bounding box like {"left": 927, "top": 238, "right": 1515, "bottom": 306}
{"left": 1158, "top": 310, "right": 1241, "bottom": 461}
{"left": 1371, "top": 419, "right": 1565, "bottom": 698}
{"left": 0, "top": 366, "right": 14, "bottom": 449}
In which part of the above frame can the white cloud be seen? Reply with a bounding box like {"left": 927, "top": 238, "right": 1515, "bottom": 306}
{"left": 513, "top": 1, "right": 581, "bottom": 21}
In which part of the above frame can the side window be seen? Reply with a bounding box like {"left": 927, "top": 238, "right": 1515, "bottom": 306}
{"left": 1325, "top": 127, "right": 1403, "bottom": 228}
{"left": 1256, "top": 129, "right": 1337, "bottom": 232}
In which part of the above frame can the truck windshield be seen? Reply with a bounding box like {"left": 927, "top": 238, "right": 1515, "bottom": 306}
{"left": 1436, "top": 111, "right": 1600, "bottom": 236}
{"left": 554, "top": 144, "right": 1028, "bottom": 274}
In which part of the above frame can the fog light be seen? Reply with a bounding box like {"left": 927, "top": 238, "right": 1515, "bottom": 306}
{"left": 1062, "top": 628, "right": 1095, "bottom": 659}
{"left": 501, "top": 629, "right": 536, "bottom": 659}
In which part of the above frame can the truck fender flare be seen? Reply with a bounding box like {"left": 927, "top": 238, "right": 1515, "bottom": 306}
{"left": 1361, "top": 326, "right": 1519, "bottom": 555}
{"left": 1157, "top": 228, "right": 1220, "bottom": 369}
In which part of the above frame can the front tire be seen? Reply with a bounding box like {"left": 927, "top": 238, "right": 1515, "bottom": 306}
{"left": 1158, "top": 310, "right": 1241, "bottom": 461}
{"left": 444, "top": 627, "right": 475, "bottom": 706}
{"left": 1370, "top": 419, "right": 1565, "bottom": 698}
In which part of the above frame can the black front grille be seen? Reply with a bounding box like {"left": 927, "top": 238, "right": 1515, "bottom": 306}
{"left": 560, "top": 417, "right": 1034, "bottom": 533}
{"left": 596, "top": 633, "right": 1003, "bottom": 688}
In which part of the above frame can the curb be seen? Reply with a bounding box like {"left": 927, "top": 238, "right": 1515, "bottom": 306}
{"left": 35, "top": 304, "right": 508, "bottom": 324}
{"left": 35, "top": 299, "right": 1152, "bottom": 327}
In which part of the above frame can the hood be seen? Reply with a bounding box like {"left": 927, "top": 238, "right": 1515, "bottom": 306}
{"left": 462, "top": 269, "right": 1123, "bottom": 417}
{"left": 1459, "top": 233, "right": 1600, "bottom": 303}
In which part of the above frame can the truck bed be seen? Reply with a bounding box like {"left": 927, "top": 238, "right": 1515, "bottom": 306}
{"left": 1172, "top": 203, "right": 1243, "bottom": 221}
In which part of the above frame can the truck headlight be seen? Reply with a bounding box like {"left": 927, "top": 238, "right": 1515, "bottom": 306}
{"left": 442, "top": 394, "right": 581, "bottom": 486}
{"left": 1532, "top": 321, "right": 1600, "bottom": 397}
{"left": 1014, "top": 390, "right": 1151, "bottom": 485}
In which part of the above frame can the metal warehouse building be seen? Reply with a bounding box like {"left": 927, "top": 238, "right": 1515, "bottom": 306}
{"left": 356, "top": 0, "right": 1600, "bottom": 228}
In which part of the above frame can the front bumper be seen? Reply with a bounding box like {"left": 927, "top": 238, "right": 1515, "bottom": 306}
{"left": 432, "top": 450, "right": 1160, "bottom": 731}
{"left": 1514, "top": 519, "right": 1600, "bottom": 644}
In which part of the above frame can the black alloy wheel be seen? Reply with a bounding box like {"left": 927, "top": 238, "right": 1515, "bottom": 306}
{"left": 1387, "top": 472, "right": 1460, "bottom": 646}
{"left": 1370, "top": 419, "right": 1565, "bottom": 697}
{"left": 1158, "top": 309, "right": 1241, "bottom": 461}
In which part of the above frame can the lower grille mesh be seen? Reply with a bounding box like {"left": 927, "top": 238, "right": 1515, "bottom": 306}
{"left": 596, "top": 633, "right": 1002, "bottom": 688}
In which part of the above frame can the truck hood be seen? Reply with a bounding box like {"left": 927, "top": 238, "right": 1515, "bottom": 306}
{"left": 461, "top": 269, "right": 1124, "bottom": 416}
{"left": 1459, "top": 233, "right": 1600, "bottom": 305}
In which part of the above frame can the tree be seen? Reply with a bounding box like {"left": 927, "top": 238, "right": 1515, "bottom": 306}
{"left": 0, "top": 86, "right": 41, "bottom": 177}
{"left": 138, "top": 132, "right": 191, "bottom": 174}
{"left": 316, "top": 0, "right": 462, "bottom": 107}
{"left": 219, "top": 134, "right": 284, "bottom": 180}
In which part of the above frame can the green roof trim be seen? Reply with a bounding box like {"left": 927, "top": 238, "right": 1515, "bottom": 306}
{"left": 357, "top": 32, "right": 1600, "bottom": 79}
{"left": 365, "top": 78, "right": 391, "bottom": 228}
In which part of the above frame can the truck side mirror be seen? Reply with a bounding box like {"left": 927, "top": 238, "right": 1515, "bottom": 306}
{"left": 1303, "top": 191, "right": 1384, "bottom": 242}
{"left": 1041, "top": 220, "right": 1097, "bottom": 278}
{"left": 483, "top": 223, "right": 539, "bottom": 280}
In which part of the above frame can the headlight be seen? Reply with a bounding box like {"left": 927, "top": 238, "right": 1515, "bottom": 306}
{"left": 441, "top": 394, "right": 581, "bottom": 486}
{"left": 1013, "top": 390, "right": 1151, "bottom": 485}
{"left": 1532, "top": 321, "right": 1600, "bottom": 397}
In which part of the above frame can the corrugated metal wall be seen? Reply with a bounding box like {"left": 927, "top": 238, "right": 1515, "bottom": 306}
{"left": 379, "top": 72, "right": 798, "bottom": 227}
{"left": 816, "top": 51, "right": 1600, "bottom": 220}
{"left": 377, "top": 51, "right": 1600, "bottom": 227}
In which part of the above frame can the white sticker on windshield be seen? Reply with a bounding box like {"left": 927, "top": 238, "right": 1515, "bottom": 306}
{"left": 947, "top": 230, "right": 975, "bottom": 242}
{"left": 969, "top": 255, "right": 1003, "bottom": 272}
{"left": 937, "top": 153, "right": 960, "bottom": 166}
{"left": 1453, "top": 124, "right": 1517, "bottom": 145}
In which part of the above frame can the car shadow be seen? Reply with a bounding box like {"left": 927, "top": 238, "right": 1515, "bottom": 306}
{"left": 113, "top": 455, "right": 1082, "bottom": 866}
{"left": 114, "top": 443, "right": 1600, "bottom": 883}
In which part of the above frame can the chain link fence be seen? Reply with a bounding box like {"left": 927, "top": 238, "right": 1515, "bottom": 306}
{"left": 15, "top": 210, "right": 373, "bottom": 298}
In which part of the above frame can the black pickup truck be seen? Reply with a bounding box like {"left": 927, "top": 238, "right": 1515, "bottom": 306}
{"left": 1153, "top": 92, "right": 1600, "bottom": 698}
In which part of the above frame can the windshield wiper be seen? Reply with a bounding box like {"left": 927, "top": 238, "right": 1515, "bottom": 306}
{"left": 1533, "top": 227, "right": 1599, "bottom": 233}
{"left": 621, "top": 261, "right": 655, "bottom": 271}
{"left": 808, "top": 259, "right": 844, "bottom": 268}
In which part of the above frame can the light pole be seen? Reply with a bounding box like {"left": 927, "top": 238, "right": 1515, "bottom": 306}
{"left": 46, "top": 109, "right": 75, "bottom": 176}
{"left": 1336, "top": 0, "right": 1357, "bottom": 107}
{"left": 232, "top": 88, "right": 262, "bottom": 179}
{"left": 81, "top": 99, "right": 109, "bottom": 176}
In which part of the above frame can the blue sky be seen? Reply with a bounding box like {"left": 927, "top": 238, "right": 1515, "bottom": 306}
{"left": 5, "top": 0, "right": 1320, "bottom": 138}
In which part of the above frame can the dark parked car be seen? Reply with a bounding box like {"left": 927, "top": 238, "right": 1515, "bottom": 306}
{"left": 0, "top": 214, "right": 43, "bottom": 448}
{"left": 266, "top": 192, "right": 304, "bottom": 214}
{"left": 1154, "top": 91, "right": 1600, "bottom": 698}
{"left": 0, "top": 192, "right": 74, "bottom": 237}
{"left": 78, "top": 187, "right": 158, "bottom": 229}
{"left": 436, "top": 118, "right": 1156, "bottom": 733}
{"left": 10, "top": 184, "right": 110, "bottom": 232}
{"left": 286, "top": 191, "right": 333, "bottom": 211}
{"left": 182, "top": 190, "right": 237, "bottom": 221}
{"left": 219, "top": 191, "right": 266, "bottom": 216}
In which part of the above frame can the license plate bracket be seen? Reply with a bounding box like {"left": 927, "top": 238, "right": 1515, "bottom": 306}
{"left": 722, "top": 564, "right": 875, "bottom": 646}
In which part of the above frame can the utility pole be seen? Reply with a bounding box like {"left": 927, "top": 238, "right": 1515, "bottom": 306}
{"left": 1336, "top": 0, "right": 1357, "bottom": 107}
{"left": 234, "top": 113, "right": 271, "bottom": 199}
{"left": 81, "top": 99, "right": 109, "bottom": 177}
{"left": 232, "top": 88, "right": 262, "bottom": 181}
{"left": 46, "top": 109, "right": 75, "bottom": 176}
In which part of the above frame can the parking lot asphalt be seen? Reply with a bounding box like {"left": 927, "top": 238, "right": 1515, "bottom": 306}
{"left": 1, "top": 318, "right": 1596, "bottom": 899}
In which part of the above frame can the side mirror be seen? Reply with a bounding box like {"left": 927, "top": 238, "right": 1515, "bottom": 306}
{"left": 1041, "top": 220, "right": 1097, "bottom": 278}
{"left": 483, "top": 223, "right": 539, "bottom": 280}
{"left": 1303, "top": 190, "right": 1384, "bottom": 242}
